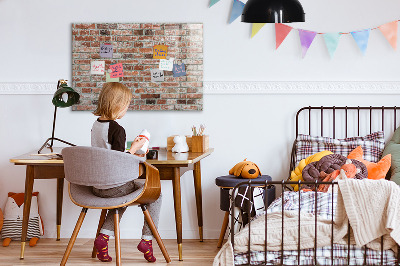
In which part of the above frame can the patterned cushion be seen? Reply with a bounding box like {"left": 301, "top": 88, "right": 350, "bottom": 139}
{"left": 295, "top": 131, "right": 385, "bottom": 166}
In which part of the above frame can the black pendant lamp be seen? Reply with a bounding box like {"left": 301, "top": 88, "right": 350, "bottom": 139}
{"left": 242, "top": 0, "right": 305, "bottom": 23}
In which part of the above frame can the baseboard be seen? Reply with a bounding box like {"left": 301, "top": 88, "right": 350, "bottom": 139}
{"left": 1, "top": 81, "right": 400, "bottom": 95}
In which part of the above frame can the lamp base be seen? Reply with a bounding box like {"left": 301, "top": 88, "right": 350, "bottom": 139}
{"left": 38, "top": 137, "right": 76, "bottom": 154}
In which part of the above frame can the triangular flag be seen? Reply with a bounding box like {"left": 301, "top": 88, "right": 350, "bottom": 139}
{"left": 209, "top": 0, "right": 220, "bottom": 7}
{"left": 229, "top": 0, "right": 245, "bottom": 24}
{"left": 323, "top": 33, "right": 341, "bottom": 58}
{"left": 298, "top": 29, "right": 317, "bottom": 58}
{"left": 351, "top": 29, "right": 370, "bottom": 55}
{"left": 378, "top": 21, "right": 397, "bottom": 50}
{"left": 251, "top": 23, "right": 266, "bottom": 38}
{"left": 275, "top": 23, "right": 293, "bottom": 49}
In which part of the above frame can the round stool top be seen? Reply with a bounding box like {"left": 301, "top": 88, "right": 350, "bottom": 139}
{"left": 215, "top": 175, "right": 272, "bottom": 188}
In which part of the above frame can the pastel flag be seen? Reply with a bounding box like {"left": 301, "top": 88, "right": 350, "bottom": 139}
{"left": 275, "top": 23, "right": 293, "bottom": 49}
{"left": 251, "top": 23, "right": 266, "bottom": 38}
{"left": 351, "top": 29, "right": 370, "bottom": 55}
{"left": 323, "top": 33, "right": 341, "bottom": 58}
{"left": 298, "top": 29, "right": 317, "bottom": 58}
{"left": 229, "top": 0, "right": 245, "bottom": 24}
{"left": 209, "top": 0, "right": 220, "bottom": 7}
{"left": 378, "top": 21, "right": 398, "bottom": 50}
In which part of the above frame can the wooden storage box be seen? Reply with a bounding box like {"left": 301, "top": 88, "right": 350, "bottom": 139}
{"left": 191, "top": 135, "right": 209, "bottom": 153}
{"left": 167, "top": 135, "right": 192, "bottom": 151}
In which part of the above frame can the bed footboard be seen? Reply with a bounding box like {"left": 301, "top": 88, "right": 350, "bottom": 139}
{"left": 230, "top": 180, "right": 400, "bottom": 266}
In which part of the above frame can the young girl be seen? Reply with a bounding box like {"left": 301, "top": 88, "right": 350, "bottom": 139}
{"left": 91, "top": 82, "right": 162, "bottom": 263}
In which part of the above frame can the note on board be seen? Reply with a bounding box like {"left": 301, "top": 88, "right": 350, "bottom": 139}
{"left": 110, "top": 63, "right": 124, "bottom": 78}
{"left": 106, "top": 72, "right": 119, "bottom": 82}
{"left": 159, "top": 58, "right": 174, "bottom": 71}
{"left": 151, "top": 69, "right": 165, "bottom": 82}
{"left": 153, "top": 45, "right": 168, "bottom": 59}
{"left": 91, "top": 61, "right": 105, "bottom": 75}
{"left": 173, "top": 63, "right": 186, "bottom": 77}
{"left": 100, "top": 43, "right": 113, "bottom": 58}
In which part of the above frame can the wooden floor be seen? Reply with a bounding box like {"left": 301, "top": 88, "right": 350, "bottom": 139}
{"left": 0, "top": 239, "right": 221, "bottom": 265}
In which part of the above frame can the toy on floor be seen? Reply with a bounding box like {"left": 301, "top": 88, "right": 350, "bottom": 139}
{"left": 229, "top": 159, "right": 261, "bottom": 179}
{"left": 1, "top": 192, "right": 44, "bottom": 247}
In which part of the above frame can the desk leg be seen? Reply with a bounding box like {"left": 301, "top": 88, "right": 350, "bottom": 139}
{"left": 56, "top": 178, "right": 64, "bottom": 241}
{"left": 172, "top": 167, "right": 183, "bottom": 261}
{"left": 20, "top": 165, "right": 35, "bottom": 259}
{"left": 193, "top": 161, "right": 203, "bottom": 242}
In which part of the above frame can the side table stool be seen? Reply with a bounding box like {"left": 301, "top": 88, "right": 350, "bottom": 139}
{"left": 215, "top": 175, "right": 275, "bottom": 248}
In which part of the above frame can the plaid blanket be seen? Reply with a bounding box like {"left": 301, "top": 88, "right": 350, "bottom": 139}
{"left": 234, "top": 191, "right": 397, "bottom": 265}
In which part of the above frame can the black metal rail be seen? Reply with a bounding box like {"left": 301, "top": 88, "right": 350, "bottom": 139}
{"left": 230, "top": 180, "right": 399, "bottom": 266}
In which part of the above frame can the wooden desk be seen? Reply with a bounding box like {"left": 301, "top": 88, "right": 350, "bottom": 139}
{"left": 10, "top": 147, "right": 213, "bottom": 261}
{"left": 146, "top": 148, "right": 213, "bottom": 260}
{"left": 9, "top": 148, "right": 64, "bottom": 259}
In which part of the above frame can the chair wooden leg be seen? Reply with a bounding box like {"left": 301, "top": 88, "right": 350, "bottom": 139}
{"left": 217, "top": 211, "right": 230, "bottom": 248}
{"left": 60, "top": 208, "right": 88, "bottom": 266}
{"left": 114, "top": 210, "right": 121, "bottom": 266}
{"left": 141, "top": 205, "right": 171, "bottom": 263}
{"left": 92, "top": 209, "right": 108, "bottom": 258}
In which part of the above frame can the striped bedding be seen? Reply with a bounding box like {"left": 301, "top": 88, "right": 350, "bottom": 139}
{"left": 234, "top": 191, "right": 397, "bottom": 265}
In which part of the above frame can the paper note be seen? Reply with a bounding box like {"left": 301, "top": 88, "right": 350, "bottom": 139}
{"left": 106, "top": 72, "right": 119, "bottom": 82}
{"left": 91, "top": 61, "right": 105, "bottom": 75}
{"left": 100, "top": 43, "right": 113, "bottom": 58}
{"left": 110, "top": 63, "right": 124, "bottom": 78}
{"left": 172, "top": 63, "right": 186, "bottom": 77}
{"left": 151, "top": 69, "right": 165, "bottom": 82}
{"left": 159, "top": 58, "right": 174, "bottom": 71}
{"left": 153, "top": 45, "right": 168, "bottom": 59}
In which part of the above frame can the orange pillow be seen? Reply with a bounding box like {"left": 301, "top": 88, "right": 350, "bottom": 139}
{"left": 347, "top": 146, "right": 391, "bottom": 180}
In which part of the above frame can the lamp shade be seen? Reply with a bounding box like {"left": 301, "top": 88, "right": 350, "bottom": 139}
{"left": 241, "top": 0, "right": 305, "bottom": 23}
{"left": 52, "top": 84, "right": 80, "bottom": 108}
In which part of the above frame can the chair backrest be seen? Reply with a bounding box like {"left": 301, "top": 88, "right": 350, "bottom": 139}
{"left": 62, "top": 146, "right": 145, "bottom": 187}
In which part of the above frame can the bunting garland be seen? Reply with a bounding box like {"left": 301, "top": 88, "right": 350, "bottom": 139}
{"left": 351, "top": 29, "right": 370, "bottom": 55}
{"left": 209, "top": 0, "right": 220, "bottom": 7}
{"left": 378, "top": 21, "right": 397, "bottom": 50}
{"left": 323, "top": 33, "right": 341, "bottom": 58}
{"left": 229, "top": 0, "right": 245, "bottom": 24}
{"left": 275, "top": 23, "right": 292, "bottom": 49}
{"left": 251, "top": 23, "right": 266, "bottom": 38}
{"left": 208, "top": 2, "right": 399, "bottom": 58}
{"left": 298, "top": 30, "right": 317, "bottom": 58}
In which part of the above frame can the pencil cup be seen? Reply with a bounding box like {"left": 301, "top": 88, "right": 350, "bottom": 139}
{"left": 191, "top": 135, "right": 209, "bottom": 153}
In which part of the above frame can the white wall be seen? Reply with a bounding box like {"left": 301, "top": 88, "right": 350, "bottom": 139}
{"left": 1, "top": 0, "right": 400, "bottom": 239}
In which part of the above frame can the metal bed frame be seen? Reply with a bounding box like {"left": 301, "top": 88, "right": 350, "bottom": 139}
{"left": 230, "top": 106, "right": 400, "bottom": 266}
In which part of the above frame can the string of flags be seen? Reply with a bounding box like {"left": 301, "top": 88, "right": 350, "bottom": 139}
{"left": 209, "top": 0, "right": 399, "bottom": 58}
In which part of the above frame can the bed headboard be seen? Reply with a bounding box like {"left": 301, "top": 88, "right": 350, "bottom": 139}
{"left": 290, "top": 106, "right": 400, "bottom": 179}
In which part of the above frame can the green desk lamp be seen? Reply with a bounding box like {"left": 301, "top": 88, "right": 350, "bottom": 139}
{"left": 38, "top": 79, "right": 80, "bottom": 154}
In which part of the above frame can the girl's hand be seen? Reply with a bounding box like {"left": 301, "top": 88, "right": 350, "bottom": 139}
{"left": 134, "top": 148, "right": 149, "bottom": 157}
{"left": 128, "top": 137, "right": 147, "bottom": 155}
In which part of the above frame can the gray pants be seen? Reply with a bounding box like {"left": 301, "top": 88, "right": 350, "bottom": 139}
{"left": 92, "top": 180, "right": 162, "bottom": 240}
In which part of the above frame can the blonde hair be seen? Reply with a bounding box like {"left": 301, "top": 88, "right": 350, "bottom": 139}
{"left": 93, "top": 82, "right": 132, "bottom": 120}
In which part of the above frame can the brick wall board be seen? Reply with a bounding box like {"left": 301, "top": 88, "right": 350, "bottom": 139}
{"left": 72, "top": 23, "right": 203, "bottom": 111}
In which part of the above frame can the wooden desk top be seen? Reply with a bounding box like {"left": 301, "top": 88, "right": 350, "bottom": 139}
{"left": 10, "top": 147, "right": 214, "bottom": 166}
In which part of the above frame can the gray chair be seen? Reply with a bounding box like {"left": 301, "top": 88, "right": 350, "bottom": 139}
{"left": 60, "top": 146, "right": 171, "bottom": 265}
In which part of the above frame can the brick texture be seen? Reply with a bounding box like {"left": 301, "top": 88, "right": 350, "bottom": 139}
{"left": 72, "top": 23, "right": 203, "bottom": 111}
